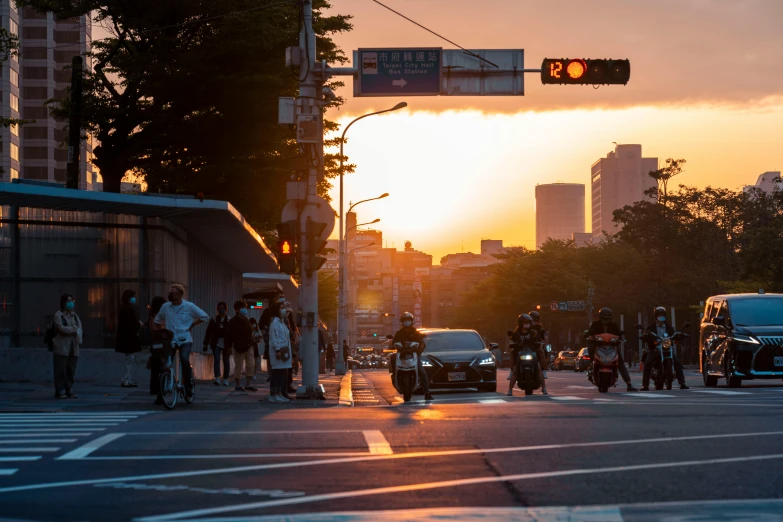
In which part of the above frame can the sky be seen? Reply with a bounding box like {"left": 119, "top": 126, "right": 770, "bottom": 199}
{"left": 323, "top": 0, "right": 783, "bottom": 262}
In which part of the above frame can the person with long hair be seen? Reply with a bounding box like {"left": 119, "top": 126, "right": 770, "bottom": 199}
{"left": 266, "top": 301, "right": 293, "bottom": 403}
{"left": 116, "top": 289, "right": 142, "bottom": 387}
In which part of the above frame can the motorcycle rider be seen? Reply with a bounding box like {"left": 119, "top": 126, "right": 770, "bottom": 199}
{"left": 641, "top": 306, "right": 690, "bottom": 391}
{"left": 508, "top": 314, "right": 547, "bottom": 396}
{"left": 391, "top": 312, "right": 434, "bottom": 401}
{"left": 530, "top": 310, "right": 548, "bottom": 379}
{"left": 586, "top": 307, "right": 639, "bottom": 392}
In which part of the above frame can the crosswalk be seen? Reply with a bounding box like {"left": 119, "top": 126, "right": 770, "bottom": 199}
{"left": 0, "top": 412, "right": 152, "bottom": 477}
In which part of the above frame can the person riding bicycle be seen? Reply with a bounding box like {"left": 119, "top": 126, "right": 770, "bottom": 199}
{"left": 391, "top": 312, "right": 433, "bottom": 401}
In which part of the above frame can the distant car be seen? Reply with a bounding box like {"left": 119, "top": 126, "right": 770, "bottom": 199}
{"left": 575, "top": 347, "right": 591, "bottom": 372}
{"left": 554, "top": 351, "right": 577, "bottom": 371}
{"left": 417, "top": 329, "right": 497, "bottom": 393}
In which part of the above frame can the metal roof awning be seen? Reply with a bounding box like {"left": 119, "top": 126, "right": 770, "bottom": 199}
{"left": 0, "top": 181, "right": 279, "bottom": 274}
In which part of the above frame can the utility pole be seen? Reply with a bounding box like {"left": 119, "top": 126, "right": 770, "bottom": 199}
{"left": 66, "top": 56, "right": 83, "bottom": 189}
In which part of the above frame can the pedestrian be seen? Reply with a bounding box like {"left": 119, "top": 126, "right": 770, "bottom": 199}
{"left": 141, "top": 296, "right": 169, "bottom": 405}
{"left": 153, "top": 283, "right": 209, "bottom": 402}
{"left": 260, "top": 292, "right": 285, "bottom": 382}
{"left": 266, "top": 300, "right": 293, "bottom": 403}
{"left": 326, "top": 342, "right": 335, "bottom": 372}
{"left": 342, "top": 340, "right": 350, "bottom": 363}
{"left": 203, "top": 302, "right": 230, "bottom": 386}
{"left": 250, "top": 317, "right": 262, "bottom": 378}
{"left": 225, "top": 301, "right": 257, "bottom": 392}
{"left": 52, "top": 293, "right": 83, "bottom": 399}
{"left": 284, "top": 301, "right": 299, "bottom": 394}
{"left": 116, "top": 289, "right": 142, "bottom": 388}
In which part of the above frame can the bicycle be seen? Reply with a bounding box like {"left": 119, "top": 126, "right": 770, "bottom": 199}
{"left": 158, "top": 344, "right": 195, "bottom": 410}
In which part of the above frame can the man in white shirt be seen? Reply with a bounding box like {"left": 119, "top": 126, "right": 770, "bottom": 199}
{"left": 154, "top": 283, "right": 209, "bottom": 399}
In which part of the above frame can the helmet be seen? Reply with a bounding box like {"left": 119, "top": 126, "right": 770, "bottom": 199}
{"left": 654, "top": 306, "right": 667, "bottom": 317}
{"left": 529, "top": 311, "right": 540, "bottom": 322}
{"left": 599, "top": 307, "right": 613, "bottom": 321}
{"left": 518, "top": 314, "right": 533, "bottom": 328}
{"left": 400, "top": 312, "right": 414, "bottom": 325}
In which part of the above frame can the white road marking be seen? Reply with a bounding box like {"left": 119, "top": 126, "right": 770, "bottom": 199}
{"left": 362, "top": 430, "right": 393, "bottom": 455}
{"left": 0, "top": 412, "right": 152, "bottom": 416}
{"left": 124, "top": 431, "right": 362, "bottom": 435}
{"left": 693, "top": 390, "right": 752, "bottom": 395}
{"left": 566, "top": 385, "right": 595, "bottom": 389}
{"left": 3, "top": 430, "right": 782, "bottom": 494}
{"left": 0, "top": 448, "right": 59, "bottom": 453}
{"left": 478, "top": 399, "right": 507, "bottom": 404}
{"left": 0, "top": 439, "right": 76, "bottom": 444}
{"left": 0, "top": 428, "right": 106, "bottom": 433}
{"left": 57, "top": 433, "right": 126, "bottom": 460}
{"left": 79, "top": 453, "right": 374, "bottom": 461}
{"left": 0, "top": 433, "right": 93, "bottom": 438}
{"left": 138, "top": 452, "right": 783, "bottom": 521}
{"left": 0, "top": 456, "right": 41, "bottom": 462}
{"left": 0, "top": 469, "right": 18, "bottom": 476}
{"left": 550, "top": 396, "right": 587, "bottom": 401}
{"left": 622, "top": 393, "right": 675, "bottom": 398}
{"left": 0, "top": 419, "right": 126, "bottom": 424}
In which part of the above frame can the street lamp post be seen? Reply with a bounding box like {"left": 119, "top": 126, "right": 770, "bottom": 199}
{"left": 336, "top": 103, "right": 406, "bottom": 376}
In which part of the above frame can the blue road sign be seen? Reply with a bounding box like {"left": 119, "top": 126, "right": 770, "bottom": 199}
{"left": 356, "top": 48, "right": 442, "bottom": 97}
{"left": 558, "top": 302, "right": 568, "bottom": 312}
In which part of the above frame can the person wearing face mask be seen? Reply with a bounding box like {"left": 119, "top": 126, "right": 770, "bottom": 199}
{"left": 641, "top": 307, "right": 690, "bottom": 391}
{"left": 52, "top": 293, "right": 83, "bottom": 399}
{"left": 529, "top": 311, "right": 548, "bottom": 379}
{"left": 260, "top": 292, "right": 286, "bottom": 381}
{"left": 203, "top": 302, "right": 231, "bottom": 386}
{"left": 509, "top": 314, "right": 547, "bottom": 396}
{"left": 391, "top": 312, "right": 433, "bottom": 401}
{"left": 586, "top": 307, "right": 638, "bottom": 392}
{"left": 154, "top": 284, "right": 209, "bottom": 402}
{"left": 267, "top": 300, "right": 293, "bottom": 403}
{"left": 116, "top": 290, "right": 142, "bottom": 388}
{"left": 225, "top": 301, "right": 257, "bottom": 392}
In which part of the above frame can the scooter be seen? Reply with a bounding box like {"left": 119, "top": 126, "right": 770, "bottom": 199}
{"left": 507, "top": 330, "right": 541, "bottom": 396}
{"left": 392, "top": 341, "right": 420, "bottom": 402}
{"left": 585, "top": 332, "right": 622, "bottom": 393}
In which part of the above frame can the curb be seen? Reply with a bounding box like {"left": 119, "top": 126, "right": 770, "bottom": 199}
{"left": 338, "top": 370, "right": 354, "bottom": 407}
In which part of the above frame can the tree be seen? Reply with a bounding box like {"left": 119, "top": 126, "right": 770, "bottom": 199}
{"left": 20, "top": 0, "right": 351, "bottom": 233}
{"left": 318, "top": 269, "right": 339, "bottom": 326}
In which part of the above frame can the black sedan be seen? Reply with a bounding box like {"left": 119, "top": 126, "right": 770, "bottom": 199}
{"left": 418, "top": 329, "right": 497, "bottom": 393}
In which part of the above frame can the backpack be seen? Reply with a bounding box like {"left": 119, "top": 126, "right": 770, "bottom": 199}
{"left": 44, "top": 314, "right": 68, "bottom": 352}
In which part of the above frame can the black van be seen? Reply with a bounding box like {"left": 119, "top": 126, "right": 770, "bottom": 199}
{"left": 700, "top": 293, "right": 783, "bottom": 387}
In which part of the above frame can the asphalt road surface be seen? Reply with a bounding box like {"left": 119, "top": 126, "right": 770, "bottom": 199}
{"left": 2, "top": 369, "right": 783, "bottom": 521}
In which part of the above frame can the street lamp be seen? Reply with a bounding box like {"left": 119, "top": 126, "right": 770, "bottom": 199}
{"left": 337, "top": 103, "right": 406, "bottom": 375}
{"left": 348, "top": 194, "right": 389, "bottom": 214}
{"left": 347, "top": 218, "right": 380, "bottom": 236}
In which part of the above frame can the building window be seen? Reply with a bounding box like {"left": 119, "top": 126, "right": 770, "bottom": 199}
{"left": 9, "top": 92, "right": 18, "bottom": 112}
{"left": 10, "top": 123, "right": 18, "bottom": 136}
{"left": 10, "top": 167, "right": 19, "bottom": 181}
{"left": 10, "top": 143, "right": 19, "bottom": 161}
{"left": 9, "top": 68, "right": 18, "bottom": 87}
{"left": 10, "top": 19, "right": 18, "bottom": 36}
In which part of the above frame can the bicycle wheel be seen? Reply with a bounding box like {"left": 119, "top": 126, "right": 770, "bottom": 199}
{"left": 159, "top": 371, "right": 178, "bottom": 410}
{"left": 184, "top": 370, "right": 195, "bottom": 404}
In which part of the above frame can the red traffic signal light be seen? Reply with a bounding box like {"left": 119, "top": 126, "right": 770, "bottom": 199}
{"left": 541, "top": 58, "right": 630, "bottom": 85}
{"left": 276, "top": 221, "right": 297, "bottom": 274}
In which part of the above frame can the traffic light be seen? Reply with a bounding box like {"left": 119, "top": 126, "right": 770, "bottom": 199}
{"left": 276, "top": 221, "right": 297, "bottom": 274}
{"left": 541, "top": 58, "right": 630, "bottom": 85}
{"left": 304, "top": 217, "right": 328, "bottom": 276}
{"left": 534, "top": 304, "right": 542, "bottom": 311}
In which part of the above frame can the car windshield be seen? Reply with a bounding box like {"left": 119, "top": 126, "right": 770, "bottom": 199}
{"left": 423, "top": 331, "right": 485, "bottom": 351}
{"left": 730, "top": 298, "right": 783, "bottom": 326}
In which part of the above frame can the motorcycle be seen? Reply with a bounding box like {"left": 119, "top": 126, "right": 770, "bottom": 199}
{"left": 585, "top": 332, "right": 622, "bottom": 393}
{"left": 392, "top": 341, "right": 420, "bottom": 402}
{"left": 638, "top": 323, "right": 690, "bottom": 390}
{"left": 507, "top": 330, "right": 541, "bottom": 396}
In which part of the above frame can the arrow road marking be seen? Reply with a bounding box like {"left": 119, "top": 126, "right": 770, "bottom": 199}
{"left": 392, "top": 78, "right": 407, "bottom": 88}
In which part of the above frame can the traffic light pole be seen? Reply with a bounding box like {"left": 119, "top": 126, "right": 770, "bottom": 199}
{"left": 296, "top": 0, "right": 325, "bottom": 399}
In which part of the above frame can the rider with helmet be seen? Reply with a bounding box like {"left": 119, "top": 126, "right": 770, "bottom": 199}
{"left": 508, "top": 314, "right": 547, "bottom": 396}
{"left": 586, "top": 307, "right": 639, "bottom": 392}
{"left": 641, "top": 307, "right": 689, "bottom": 391}
{"left": 529, "top": 310, "right": 548, "bottom": 379}
{"left": 391, "top": 312, "right": 434, "bottom": 401}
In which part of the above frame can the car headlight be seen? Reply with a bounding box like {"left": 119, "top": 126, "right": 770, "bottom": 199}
{"left": 521, "top": 354, "right": 533, "bottom": 360}
{"left": 421, "top": 358, "right": 434, "bottom": 367}
{"left": 477, "top": 356, "right": 495, "bottom": 366}
{"left": 733, "top": 334, "right": 760, "bottom": 345}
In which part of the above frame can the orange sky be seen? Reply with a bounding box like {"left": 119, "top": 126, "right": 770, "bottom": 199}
{"left": 324, "top": 0, "right": 783, "bottom": 262}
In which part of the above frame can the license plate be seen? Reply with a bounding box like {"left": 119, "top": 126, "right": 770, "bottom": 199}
{"left": 448, "top": 372, "right": 466, "bottom": 382}
{"left": 774, "top": 357, "right": 783, "bottom": 367}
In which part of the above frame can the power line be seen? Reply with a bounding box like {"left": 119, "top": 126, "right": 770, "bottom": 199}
{"left": 370, "top": 0, "right": 498, "bottom": 67}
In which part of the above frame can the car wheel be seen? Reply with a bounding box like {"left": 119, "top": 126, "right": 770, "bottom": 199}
{"left": 702, "top": 354, "right": 718, "bottom": 387}
{"left": 725, "top": 358, "right": 742, "bottom": 388}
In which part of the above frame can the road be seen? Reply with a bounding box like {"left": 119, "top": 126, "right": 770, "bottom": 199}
{"left": 1, "top": 369, "right": 783, "bottom": 521}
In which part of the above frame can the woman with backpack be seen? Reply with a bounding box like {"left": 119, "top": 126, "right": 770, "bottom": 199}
{"left": 53, "top": 293, "right": 83, "bottom": 399}
{"left": 116, "top": 289, "right": 142, "bottom": 388}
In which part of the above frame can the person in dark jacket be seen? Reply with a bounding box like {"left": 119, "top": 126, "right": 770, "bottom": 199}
{"left": 203, "top": 302, "right": 230, "bottom": 386}
{"left": 225, "top": 301, "right": 257, "bottom": 392}
{"left": 509, "top": 314, "right": 547, "bottom": 396}
{"left": 116, "top": 289, "right": 142, "bottom": 388}
{"left": 586, "top": 307, "right": 638, "bottom": 391}
{"left": 391, "top": 311, "right": 433, "bottom": 401}
{"left": 326, "top": 343, "right": 335, "bottom": 372}
{"left": 640, "top": 306, "right": 689, "bottom": 391}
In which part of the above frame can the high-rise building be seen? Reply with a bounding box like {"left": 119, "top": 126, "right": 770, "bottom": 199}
{"left": 591, "top": 144, "right": 657, "bottom": 240}
{"left": 572, "top": 232, "right": 593, "bottom": 248}
{"left": 1, "top": 2, "right": 95, "bottom": 187}
{"left": 535, "top": 183, "right": 585, "bottom": 249}
{"left": 743, "top": 171, "right": 781, "bottom": 194}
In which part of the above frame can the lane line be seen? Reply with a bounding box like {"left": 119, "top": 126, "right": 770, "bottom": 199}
{"left": 622, "top": 393, "right": 675, "bottom": 398}
{"left": 550, "top": 396, "right": 588, "bottom": 401}
{"left": 478, "top": 399, "right": 507, "bottom": 404}
{"left": 79, "top": 453, "right": 373, "bottom": 461}
{"left": 122, "top": 431, "right": 365, "bottom": 436}
{"left": 0, "top": 448, "right": 59, "bottom": 453}
{"left": 3, "top": 430, "right": 782, "bottom": 494}
{"left": 0, "top": 412, "right": 152, "bottom": 417}
{"left": 0, "top": 439, "right": 76, "bottom": 444}
{"left": 0, "top": 419, "right": 127, "bottom": 423}
{"left": 692, "top": 390, "right": 752, "bottom": 396}
{"left": 0, "top": 456, "right": 41, "bottom": 462}
{"left": 57, "top": 433, "right": 126, "bottom": 461}
{"left": 137, "top": 452, "right": 783, "bottom": 521}
{"left": 0, "top": 433, "right": 92, "bottom": 438}
{"left": 0, "top": 469, "right": 18, "bottom": 476}
{"left": 362, "top": 430, "right": 393, "bottom": 455}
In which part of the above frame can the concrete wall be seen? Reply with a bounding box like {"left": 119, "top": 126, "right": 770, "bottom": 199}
{"left": 0, "top": 348, "right": 259, "bottom": 383}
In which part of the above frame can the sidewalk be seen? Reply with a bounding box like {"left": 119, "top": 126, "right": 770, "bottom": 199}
{"left": 0, "top": 372, "right": 344, "bottom": 412}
